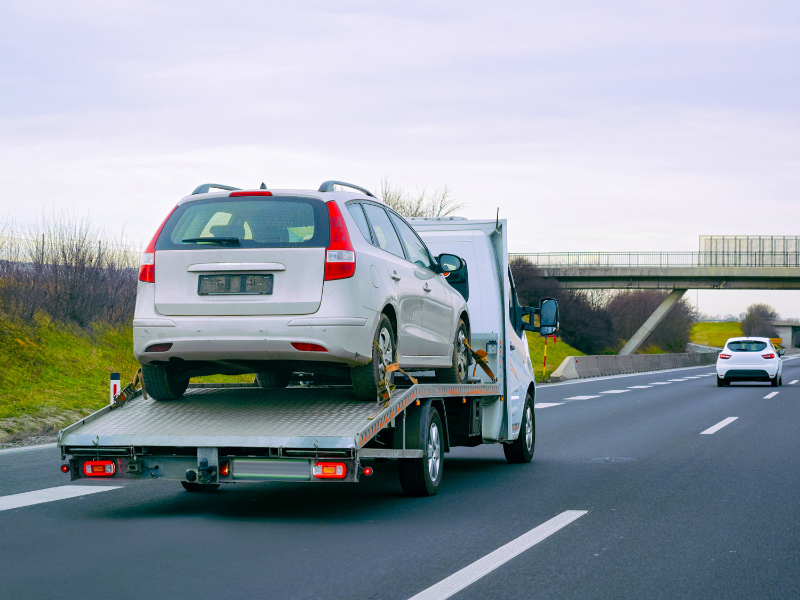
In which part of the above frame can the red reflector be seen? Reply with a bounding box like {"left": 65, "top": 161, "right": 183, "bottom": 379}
{"left": 363, "top": 466, "right": 373, "bottom": 477}
{"left": 762, "top": 353, "right": 776, "bottom": 359}
{"left": 61, "top": 464, "right": 70, "bottom": 473}
{"left": 219, "top": 461, "right": 230, "bottom": 477}
{"left": 139, "top": 205, "right": 178, "bottom": 283}
{"left": 291, "top": 342, "right": 328, "bottom": 352}
{"left": 324, "top": 201, "right": 356, "bottom": 281}
{"left": 229, "top": 190, "right": 273, "bottom": 196}
{"left": 719, "top": 354, "right": 731, "bottom": 359}
{"left": 83, "top": 460, "right": 115, "bottom": 477}
{"left": 145, "top": 343, "right": 173, "bottom": 353}
{"left": 313, "top": 462, "right": 347, "bottom": 479}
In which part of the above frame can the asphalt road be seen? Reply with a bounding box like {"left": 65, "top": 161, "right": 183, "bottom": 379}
{"left": 2, "top": 360, "right": 800, "bottom": 600}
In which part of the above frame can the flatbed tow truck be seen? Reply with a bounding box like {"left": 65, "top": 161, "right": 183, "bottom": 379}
{"left": 57, "top": 217, "right": 558, "bottom": 496}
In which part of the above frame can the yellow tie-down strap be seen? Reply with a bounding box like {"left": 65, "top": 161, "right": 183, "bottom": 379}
{"left": 111, "top": 368, "right": 148, "bottom": 408}
{"left": 464, "top": 339, "right": 496, "bottom": 382}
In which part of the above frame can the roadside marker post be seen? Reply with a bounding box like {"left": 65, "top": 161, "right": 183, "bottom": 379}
{"left": 110, "top": 373, "right": 120, "bottom": 405}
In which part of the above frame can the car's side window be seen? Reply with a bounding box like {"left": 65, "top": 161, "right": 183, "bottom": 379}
{"left": 346, "top": 202, "right": 373, "bottom": 244}
{"left": 388, "top": 213, "right": 434, "bottom": 270}
{"left": 362, "top": 204, "right": 405, "bottom": 259}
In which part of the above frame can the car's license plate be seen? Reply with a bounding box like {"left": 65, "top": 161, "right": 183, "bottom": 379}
{"left": 198, "top": 274, "right": 274, "bottom": 295}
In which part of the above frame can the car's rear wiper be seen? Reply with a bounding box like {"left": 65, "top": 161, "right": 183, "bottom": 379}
{"left": 182, "top": 237, "right": 241, "bottom": 246}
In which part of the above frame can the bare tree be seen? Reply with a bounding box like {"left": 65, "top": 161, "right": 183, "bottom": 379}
{"left": 741, "top": 303, "right": 779, "bottom": 337}
{"left": 379, "top": 177, "right": 466, "bottom": 217}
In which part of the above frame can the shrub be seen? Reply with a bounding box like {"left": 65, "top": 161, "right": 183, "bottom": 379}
{"left": 605, "top": 290, "right": 696, "bottom": 353}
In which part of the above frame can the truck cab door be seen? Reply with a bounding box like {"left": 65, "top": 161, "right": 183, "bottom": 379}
{"left": 506, "top": 268, "right": 534, "bottom": 437}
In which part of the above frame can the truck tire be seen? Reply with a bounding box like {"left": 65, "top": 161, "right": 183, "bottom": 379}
{"left": 181, "top": 482, "right": 220, "bottom": 492}
{"left": 399, "top": 408, "right": 443, "bottom": 496}
{"left": 435, "top": 319, "right": 470, "bottom": 384}
{"left": 142, "top": 364, "right": 189, "bottom": 401}
{"left": 255, "top": 371, "right": 291, "bottom": 389}
{"left": 503, "top": 393, "right": 535, "bottom": 464}
{"left": 351, "top": 314, "right": 395, "bottom": 401}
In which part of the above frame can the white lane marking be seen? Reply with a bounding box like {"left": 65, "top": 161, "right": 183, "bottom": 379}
{"left": 668, "top": 379, "right": 688, "bottom": 382}
{"left": 0, "top": 486, "right": 122, "bottom": 512}
{"left": 600, "top": 390, "right": 630, "bottom": 394}
{"left": 534, "top": 403, "right": 564, "bottom": 409}
{"left": 545, "top": 366, "right": 718, "bottom": 387}
{"left": 700, "top": 417, "right": 738, "bottom": 435}
{"left": 683, "top": 376, "right": 702, "bottom": 379}
{"left": 564, "top": 395, "right": 600, "bottom": 401}
{"left": 0, "top": 443, "right": 57, "bottom": 455}
{"left": 651, "top": 382, "right": 672, "bottom": 385}
{"left": 764, "top": 392, "right": 779, "bottom": 399}
{"left": 628, "top": 385, "right": 652, "bottom": 389}
{"left": 408, "top": 510, "right": 587, "bottom": 600}
{"left": 789, "top": 380, "right": 798, "bottom": 385}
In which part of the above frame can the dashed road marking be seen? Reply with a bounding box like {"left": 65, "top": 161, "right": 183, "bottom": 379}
{"left": 534, "top": 403, "right": 564, "bottom": 409}
{"left": 407, "top": 510, "right": 587, "bottom": 600}
{"left": 668, "top": 379, "right": 688, "bottom": 382}
{"left": 0, "top": 486, "right": 122, "bottom": 512}
{"left": 600, "top": 390, "right": 630, "bottom": 394}
{"left": 789, "top": 380, "right": 798, "bottom": 385}
{"left": 651, "top": 382, "right": 672, "bottom": 385}
{"left": 628, "top": 385, "right": 652, "bottom": 389}
{"left": 700, "top": 417, "right": 738, "bottom": 435}
{"left": 564, "top": 396, "right": 600, "bottom": 401}
{"left": 764, "top": 392, "right": 779, "bottom": 399}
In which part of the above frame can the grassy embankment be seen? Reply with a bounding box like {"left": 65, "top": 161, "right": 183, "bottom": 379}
{"left": 525, "top": 332, "right": 585, "bottom": 382}
{"left": 690, "top": 322, "right": 743, "bottom": 348}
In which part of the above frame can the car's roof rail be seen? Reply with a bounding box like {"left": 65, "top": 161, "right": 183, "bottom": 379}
{"left": 318, "top": 180, "right": 376, "bottom": 198}
{"left": 192, "top": 183, "right": 241, "bottom": 195}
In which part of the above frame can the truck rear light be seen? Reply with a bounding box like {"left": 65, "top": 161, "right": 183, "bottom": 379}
{"left": 291, "top": 342, "right": 328, "bottom": 352}
{"left": 139, "top": 206, "right": 178, "bottom": 283}
{"left": 719, "top": 354, "right": 731, "bottom": 359}
{"left": 362, "top": 466, "right": 373, "bottom": 476}
{"left": 83, "top": 460, "right": 115, "bottom": 477}
{"left": 145, "top": 343, "right": 173, "bottom": 352}
{"left": 762, "top": 353, "right": 776, "bottom": 359}
{"left": 229, "top": 190, "right": 272, "bottom": 197}
{"left": 219, "top": 461, "right": 230, "bottom": 477}
{"left": 313, "top": 462, "right": 346, "bottom": 479}
{"left": 324, "top": 201, "right": 356, "bottom": 281}
{"left": 61, "top": 464, "right": 70, "bottom": 473}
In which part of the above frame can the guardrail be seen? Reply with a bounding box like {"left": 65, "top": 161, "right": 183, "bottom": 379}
{"left": 509, "top": 252, "right": 800, "bottom": 268}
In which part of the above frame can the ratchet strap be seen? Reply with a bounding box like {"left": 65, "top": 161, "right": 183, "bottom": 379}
{"left": 464, "top": 339, "right": 496, "bottom": 382}
{"left": 372, "top": 340, "right": 418, "bottom": 409}
{"left": 110, "top": 368, "right": 148, "bottom": 408}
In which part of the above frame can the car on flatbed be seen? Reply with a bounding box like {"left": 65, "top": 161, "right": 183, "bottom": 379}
{"left": 716, "top": 336, "right": 784, "bottom": 386}
{"left": 134, "top": 181, "right": 471, "bottom": 401}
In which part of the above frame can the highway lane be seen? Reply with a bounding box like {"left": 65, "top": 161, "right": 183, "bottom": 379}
{"left": 1, "top": 361, "right": 800, "bottom": 599}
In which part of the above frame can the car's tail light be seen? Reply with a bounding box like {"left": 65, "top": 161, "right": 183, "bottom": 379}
{"left": 762, "top": 353, "right": 776, "bottom": 359}
{"left": 139, "top": 206, "right": 178, "bottom": 283}
{"left": 291, "top": 342, "right": 328, "bottom": 352}
{"left": 229, "top": 191, "right": 272, "bottom": 197}
{"left": 719, "top": 354, "right": 731, "bottom": 359}
{"left": 145, "top": 343, "right": 173, "bottom": 353}
{"left": 312, "top": 462, "right": 347, "bottom": 479}
{"left": 83, "top": 460, "right": 115, "bottom": 477}
{"left": 324, "top": 201, "right": 355, "bottom": 281}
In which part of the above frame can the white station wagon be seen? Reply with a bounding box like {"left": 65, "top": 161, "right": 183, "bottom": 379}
{"left": 716, "top": 336, "right": 784, "bottom": 387}
{"left": 134, "top": 181, "right": 471, "bottom": 401}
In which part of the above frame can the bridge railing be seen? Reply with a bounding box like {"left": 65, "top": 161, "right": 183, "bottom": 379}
{"left": 509, "top": 252, "right": 800, "bottom": 268}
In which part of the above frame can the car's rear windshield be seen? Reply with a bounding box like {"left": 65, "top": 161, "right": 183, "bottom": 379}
{"left": 156, "top": 196, "right": 330, "bottom": 250}
{"left": 727, "top": 341, "right": 768, "bottom": 352}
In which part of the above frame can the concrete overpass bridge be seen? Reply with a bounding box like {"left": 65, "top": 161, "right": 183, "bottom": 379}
{"left": 509, "top": 251, "right": 800, "bottom": 355}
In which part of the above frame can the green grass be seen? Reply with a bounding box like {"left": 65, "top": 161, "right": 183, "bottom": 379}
{"left": 690, "top": 322, "right": 743, "bottom": 348}
{"left": 525, "top": 333, "right": 585, "bottom": 383}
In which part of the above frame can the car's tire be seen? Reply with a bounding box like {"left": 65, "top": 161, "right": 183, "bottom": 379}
{"left": 503, "top": 394, "right": 535, "bottom": 464}
{"left": 399, "top": 409, "right": 444, "bottom": 496}
{"left": 435, "top": 319, "right": 470, "bottom": 384}
{"left": 717, "top": 376, "right": 725, "bottom": 387}
{"left": 255, "top": 371, "right": 291, "bottom": 389}
{"left": 778, "top": 373, "right": 783, "bottom": 386}
{"left": 351, "top": 314, "right": 396, "bottom": 401}
{"left": 142, "top": 363, "right": 189, "bottom": 401}
{"left": 771, "top": 374, "right": 779, "bottom": 387}
{"left": 181, "top": 482, "right": 220, "bottom": 492}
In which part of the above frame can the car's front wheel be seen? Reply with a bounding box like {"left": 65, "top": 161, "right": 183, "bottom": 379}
{"left": 351, "top": 314, "right": 396, "bottom": 401}
{"left": 142, "top": 363, "right": 189, "bottom": 401}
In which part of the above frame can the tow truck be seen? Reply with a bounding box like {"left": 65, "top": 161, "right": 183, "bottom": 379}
{"left": 57, "top": 217, "right": 558, "bottom": 496}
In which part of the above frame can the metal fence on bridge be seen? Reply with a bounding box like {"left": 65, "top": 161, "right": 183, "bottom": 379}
{"left": 509, "top": 251, "right": 800, "bottom": 268}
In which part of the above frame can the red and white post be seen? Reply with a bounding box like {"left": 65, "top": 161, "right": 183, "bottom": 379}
{"left": 110, "top": 372, "right": 121, "bottom": 404}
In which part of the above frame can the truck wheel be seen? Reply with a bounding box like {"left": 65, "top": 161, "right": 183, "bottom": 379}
{"left": 435, "top": 319, "right": 469, "bottom": 384}
{"left": 351, "top": 314, "right": 395, "bottom": 401}
{"left": 181, "top": 482, "right": 220, "bottom": 492}
{"left": 503, "top": 394, "right": 535, "bottom": 464}
{"left": 255, "top": 371, "right": 291, "bottom": 389}
{"left": 399, "top": 409, "right": 443, "bottom": 496}
{"left": 142, "top": 364, "right": 189, "bottom": 401}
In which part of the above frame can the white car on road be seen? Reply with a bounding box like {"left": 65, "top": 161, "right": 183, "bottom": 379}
{"left": 133, "top": 181, "right": 471, "bottom": 401}
{"left": 716, "top": 337, "right": 784, "bottom": 387}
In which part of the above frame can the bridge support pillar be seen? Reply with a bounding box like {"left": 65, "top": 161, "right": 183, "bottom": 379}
{"left": 619, "top": 289, "right": 688, "bottom": 356}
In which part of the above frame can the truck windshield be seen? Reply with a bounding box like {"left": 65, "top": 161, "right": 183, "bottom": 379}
{"left": 156, "top": 196, "right": 329, "bottom": 250}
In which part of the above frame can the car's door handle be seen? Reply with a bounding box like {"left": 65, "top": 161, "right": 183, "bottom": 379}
{"left": 391, "top": 271, "right": 401, "bottom": 281}
{"left": 423, "top": 283, "right": 431, "bottom": 292}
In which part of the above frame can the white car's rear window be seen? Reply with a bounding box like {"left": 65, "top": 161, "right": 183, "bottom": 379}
{"left": 157, "top": 197, "right": 329, "bottom": 250}
{"left": 727, "top": 341, "right": 768, "bottom": 352}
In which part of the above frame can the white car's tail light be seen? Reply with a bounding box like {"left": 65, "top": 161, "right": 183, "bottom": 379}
{"left": 762, "top": 353, "right": 776, "bottom": 359}
{"left": 719, "top": 353, "right": 731, "bottom": 359}
{"left": 139, "top": 207, "right": 178, "bottom": 283}
{"left": 324, "top": 202, "right": 356, "bottom": 281}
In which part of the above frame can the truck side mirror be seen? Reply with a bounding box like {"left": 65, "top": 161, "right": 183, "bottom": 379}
{"left": 520, "top": 298, "right": 559, "bottom": 335}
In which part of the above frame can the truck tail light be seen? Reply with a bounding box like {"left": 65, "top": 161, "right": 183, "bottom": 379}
{"left": 324, "top": 201, "right": 355, "bottom": 281}
{"left": 219, "top": 461, "right": 230, "bottom": 477}
{"left": 61, "top": 464, "right": 70, "bottom": 473}
{"left": 139, "top": 206, "right": 178, "bottom": 283}
{"left": 291, "top": 342, "right": 328, "bottom": 352}
{"left": 762, "top": 353, "right": 776, "bottom": 359}
{"left": 83, "top": 460, "right": 115, "bottom": 477}
{"left": 719, "top": 354, "right": 731, "bottom": 359}
{"left": 312, "top": 462, "right": 347, "bottom": 479}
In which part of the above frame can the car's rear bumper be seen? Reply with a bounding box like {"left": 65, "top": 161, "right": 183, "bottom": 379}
{"left": 717, "top": 363, "right": 780, "bottom": 380}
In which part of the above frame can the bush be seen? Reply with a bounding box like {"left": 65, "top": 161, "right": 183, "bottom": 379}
{"left": 740, "top": 303, "right": 779, "bottom": 337}
{"left": 605, "top": 290, "right": 695, "bottom": 353}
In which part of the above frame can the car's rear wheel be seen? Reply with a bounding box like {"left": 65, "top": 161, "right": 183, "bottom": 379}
{"left": 142, "top": 364, "right": 189, "bottom": 401}
{"left": 435, "top": 319, "right": 470, "bottom": 384}
{"left": 351, "top": 314, "right": 396, "bottom": 401}
{"left": 771, "top": 374, "right": 779, "bottom": 387}
{"left": 717, "top": 376, "right": 727, "bottom": 387}
{"left": 255, "top": 371, "right": 291, "bottom": 389}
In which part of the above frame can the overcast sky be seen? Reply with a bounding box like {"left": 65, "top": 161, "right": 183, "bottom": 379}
{"left": 1, "top": 1, "right": 799, "bottom": 316}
